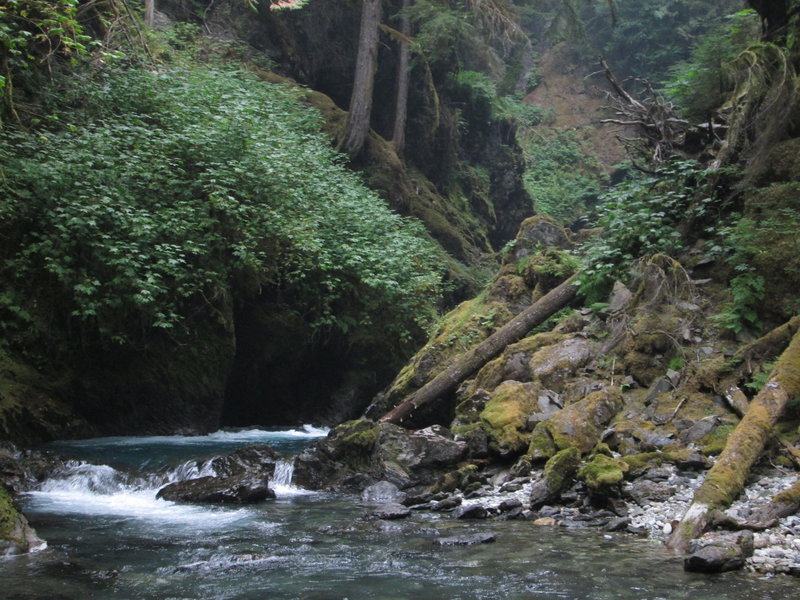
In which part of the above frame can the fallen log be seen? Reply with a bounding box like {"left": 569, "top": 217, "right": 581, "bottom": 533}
{"left": 378, "top": 274, "right": 579, "bottom": 426}
{"left": 666, "top": 324, "right": 800, "bottom": 553}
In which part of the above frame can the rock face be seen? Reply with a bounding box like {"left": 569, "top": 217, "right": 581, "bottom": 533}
{"left": 684, "top": 531, "right": 755, "bottom": 573}
{"left": 1, "top": 486, "right": 45, "bottom": 556}
{"left": 156, "top": 474, "right": 275, "bottom": 504}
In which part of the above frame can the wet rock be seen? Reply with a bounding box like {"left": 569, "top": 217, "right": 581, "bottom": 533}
{"left": 498, "top": 497, "right": 523, "bottom": 512}
{"left": 604, "top": 517, "right": 631, "bottom": 532}
{"left": 156, "top": 474, "right": 274, "bottom": 504}
{"left": 625, "top": 480, "right": 676, "bottom": 504}
{"left": 685, "top": 531, "right": 754, "bottom": 573}
{"left": 361, "top": 481, "right": 406, "bottom": 504}
{"left": 204, "top": 445, "right": 282, "bottom": 478}
{"left": 432, "top": 497, "right": 462, "bottom": 512}
{"left": 504, "top": 506, "right": 525, "bottom": 520}
{"left": 452, "top": 504, "right": 489, "bottom": 519}
{"left": 435, "top": 533, "right": 496, "bottom": 546}
{"left": 370, "top": 503, "right": 411, "bottom": 520}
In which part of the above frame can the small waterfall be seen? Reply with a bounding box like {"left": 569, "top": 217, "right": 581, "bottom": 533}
{"left": 271, "top": 459, "right": 307, "bottom": 496}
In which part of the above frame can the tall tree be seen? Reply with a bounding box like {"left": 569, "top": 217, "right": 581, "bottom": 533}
{"left": 342, "top": 0, "right": 382, "bottom": 156}
{"left": 392, "top": 0, "right": 412, "bottom": 155}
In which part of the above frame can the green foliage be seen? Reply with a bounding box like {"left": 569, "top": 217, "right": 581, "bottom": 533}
{"left": 0, "top": 0, "right": 90, "bottom": 116}
{"left": 664, "top": 9, "right": 760, "bottom": 121}
{"left": 0, "top": 62, "right": 443, "bottom": 352}
{"left": 519, "top": 128, "right": 605, "bottom": 224}
{"left": 576, "top": 160, "right": 705, "bottom": 302}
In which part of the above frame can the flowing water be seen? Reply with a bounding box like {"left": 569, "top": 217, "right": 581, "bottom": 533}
{"left": 1, "top": 427, "right": 797, "bottom": 600}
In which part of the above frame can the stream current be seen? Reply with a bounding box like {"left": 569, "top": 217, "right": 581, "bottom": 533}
{"left": 1, "top": 427, "right": 797, "bottom": 600}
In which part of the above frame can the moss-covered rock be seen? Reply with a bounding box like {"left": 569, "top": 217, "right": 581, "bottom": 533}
{"left": 533, "top": 388, "right": 624, "bottom": 456}
{"left": 1, "top": 486, "right": 44, "bottom": 555}
{"left": 578, "top": 453, "right": 629, "bottom": 491}
{"left": 479, "top": 381, "right": 538, "bottom": 457}
{"left": 528, "top": 337, "right": 593, "bottom": 391}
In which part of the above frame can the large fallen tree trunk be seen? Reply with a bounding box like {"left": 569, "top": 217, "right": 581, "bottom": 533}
{"left": 378, "top": 274, "right": 579, "bottom": 426}
{"left": 666, "top": 324, "right": 800, "bottom": 553}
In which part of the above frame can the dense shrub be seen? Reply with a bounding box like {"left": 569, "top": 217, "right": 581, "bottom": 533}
{"left": 0, "top": 63, "right": 443, "bottom": 352}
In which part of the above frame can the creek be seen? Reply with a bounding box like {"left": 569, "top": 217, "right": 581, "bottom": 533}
{"left": 1, "top": 428, "right": 796, "bottom": 600}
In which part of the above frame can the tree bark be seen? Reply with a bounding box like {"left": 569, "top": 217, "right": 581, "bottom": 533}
{"left": 342, "top": 0, "right": 382, "bottom": 157}
{"left": 378, "top": 274, "right": 579, "bottom": 426}
{"left": 144, "top": 0, "right": 155, "bottom": 27}
{"left": 666, "top": 325, "right": 800, "bottom": 553}
{"left": 392, "top": 0, "right": 411, "bottom": 155}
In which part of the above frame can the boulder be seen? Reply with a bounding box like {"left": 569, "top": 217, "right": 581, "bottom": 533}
{"left": 529, "top": 447, "right": 581, "bottom": 509}
{"left": 684, "top": 530, "right": 754, "bottom": 573}
{"left": 528, "top": 338, "right": 593, "bottom": 391}
{"left": 361, "top": 481, "right": 406, "bottom": 504}
{"left": 156, "top": 474, "right": 274, "bottom": 504}
{"left": 369, "top": 503, "right": 411, "bottom": 520}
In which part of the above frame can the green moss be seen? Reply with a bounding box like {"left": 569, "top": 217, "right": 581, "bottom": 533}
{"left": 698, "top": 424, "right": 736, "bottom": 456}
{"left": 543, "top": 447, "right": 581, "bottom": 491}
{"left": 480, "top": 382, "right": 537, "bottom": 456}
{"left": 540, "top": 388, "right": 624, "bottom": 454}
{"left": 526, "top": 423, "right": 558, "bottom": 462}
{"left": 0, "top": 487, "right": 21, "bottom": 544}
{"left": 326, "top": 419, "right": 380, "bottom": 459}
{"left": 578, "top": 454, "right": 629, "bottom": 490}
{"left": 773, "top": 480, "right": 800, "bottom": 505}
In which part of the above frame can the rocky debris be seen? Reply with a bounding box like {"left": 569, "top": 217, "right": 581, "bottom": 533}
{"left": 156, "top": 474, "right": 274, "bottom": 504}
{"left": 369, "top": 503, "right": 411, "bottom": 520}
{"left": 435, "top": 533, "right": 496, "bottom": 546}
{"left": 685, "top": 530, "right": 754, "bottom": 573}
{"left": 362, "top": 481, "right": 407, "bottom": 504}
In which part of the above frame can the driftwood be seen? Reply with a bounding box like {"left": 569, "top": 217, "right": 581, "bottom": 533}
{"left": 599, "top": 58, "right": 715, "bottom": 164}
{"left": 666, "top": 324, "right": 800, "bottom": 553}
{"left": 378, "top": 274, "right": 579, "bottom": 426}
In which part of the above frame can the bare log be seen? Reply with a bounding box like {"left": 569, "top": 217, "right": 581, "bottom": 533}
{"left": 666, "top": 325, "right": 800, "bottom": 553}
{"left": 378, "top": 274, "right": 579, "bottom": 426}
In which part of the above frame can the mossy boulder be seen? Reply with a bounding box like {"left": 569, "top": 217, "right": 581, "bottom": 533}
{"left": 578, "top": 453, "right": 629, "bottom": 491}
{"left": 1, "top": 486, "right": 44, "bottom": 555}
{"left": 479, "top": 381, "right": 538, "bottom": 456}
{"left": 320, "top": 419, "right": 381, "bottom": 461}
{"left": 528, "top": 388, "right": 624, "bottom": 460}
{"left": 529, "top": 447, "right": 581, "bottom": 509}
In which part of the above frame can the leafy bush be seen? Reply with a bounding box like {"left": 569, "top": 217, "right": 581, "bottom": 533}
{"left": 576, "top": 160, "right": 706, "bottom": 302}
{"left": 519, "top": 128, "right": 605, "bottom": 225}
{"left": 0, "top": 63, "right": 443, "bottom": 351}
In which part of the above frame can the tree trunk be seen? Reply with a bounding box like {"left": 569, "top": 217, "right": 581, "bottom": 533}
{"left": 666, "top": 326, "right": 800, "bottom": 553}
{"left": 392, "top": 0, "right": 412, "bottom": 155}
{"left": 144, "top": 0, "right": 155, "bottom": 27}
{"left": 378, "top": 274, "right": 579, "bottom": 426}
{"left": 342, "top": 0, "right": 382, "bottom": 157}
